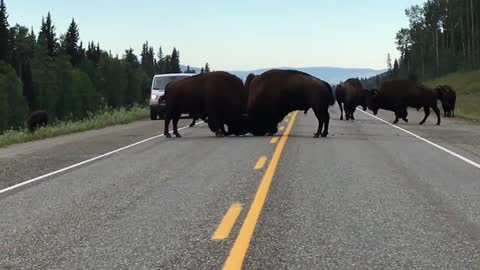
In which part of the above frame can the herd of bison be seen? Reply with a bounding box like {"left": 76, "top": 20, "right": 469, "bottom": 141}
{"left": 26, "top": 69, "right": 457, "bottom": 138}
{"left": 160, "top": 69, "right": 456, "bottom": 138}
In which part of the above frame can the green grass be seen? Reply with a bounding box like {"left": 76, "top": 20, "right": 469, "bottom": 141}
{"left": 425, "top": 70, "right": 480, "bottom": 122}
{"left": 0, "top": 105, "right": 149, "bottom": 148}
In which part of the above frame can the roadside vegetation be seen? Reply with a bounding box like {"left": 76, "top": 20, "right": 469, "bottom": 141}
{"left": 360, "top": 0, "right": 479, "bottom": 122}
{"left": 0, "top": 105, "right": 148, "bottom": 148}
{"left": 425, "top": 70, "right": 480, "bottom": 121}
{"left": 0, "top": 0, "right": 211, "bottom": 140}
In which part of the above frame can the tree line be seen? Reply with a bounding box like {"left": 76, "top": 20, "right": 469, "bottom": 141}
{"left": 0, "top": 0, "right": 211, "bottom": 132}
{"left": 362, "top": 0, "right": 479, "bottom": 87}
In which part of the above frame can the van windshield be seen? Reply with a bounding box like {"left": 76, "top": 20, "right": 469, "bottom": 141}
{"left": 153, "top": 76, "right": 189, "bottom": 90}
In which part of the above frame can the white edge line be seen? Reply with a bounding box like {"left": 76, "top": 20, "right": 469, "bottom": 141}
{"left": 358, "top": 110, "right": 480, "bottom": 170}
{"left": 0, "top": 122, "right": 202, "bottom": 194}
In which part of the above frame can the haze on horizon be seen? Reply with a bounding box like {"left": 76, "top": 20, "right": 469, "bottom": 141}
{"left": 8, "top": 0, "right": 426, "bottom": 71}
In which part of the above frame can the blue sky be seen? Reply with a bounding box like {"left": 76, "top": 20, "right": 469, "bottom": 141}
{"left": 8, "top": 0, "right": 426, "bottom": 70}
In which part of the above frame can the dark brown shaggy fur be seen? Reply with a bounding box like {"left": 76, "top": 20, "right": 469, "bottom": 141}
{"left": 342, "top": 78, "right": 368, "bottom": 120}
{"left": 435, "top": 85, "right": 456, "bottom": 118}
{"left": 367, "top": 79, "right": 441, "bottom": 125}
{"left": 163, "top": 71, "right": 248, "bottom": 138}
{"left": 28, "top": 111, "right": 48, "bottom": 133}
{"left": 247, "top": 69, "right": 335, "bottom": 138}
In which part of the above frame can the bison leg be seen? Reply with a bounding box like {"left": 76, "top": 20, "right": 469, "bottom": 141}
{"left": 432, "top": 105, "right": 441, "bottom": 125}
{"left": 173, "top": 117, "right": 182, "bottom": 138}
{"left": 207, "top": 113, "right": 224, "bottom": 137}
{"left": 221, "top": 125, "right": 230, "bottom": 136}
{"left": 313, "top": 108, "right": 325, "bottom": 138}
{"left": 419, "top": 106, "right": 430, "bottom": 125}
{"left": 189, "top": 118, "right": 196, "bottom": 127}
{"left": 338, "top": 102, "right": 344, "bottom": 120}
{"left": 400, "top": 108, "right": 408, "bottom": 123}
{"left": 164, "top": 117, "right": 172, "bottom": 138}
{"left": 321, "top": 110, "right": 330, "bottom": 138}
{"left": 393, "top": 114, "right": 400, "bottom": 124}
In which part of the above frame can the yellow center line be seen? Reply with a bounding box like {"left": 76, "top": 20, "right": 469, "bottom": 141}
{"left": 270, "top": 137, "right": 279, "bottom": 144}
{"left": 223, "top": 111, "right": 298, "bottom": 270}
{"left": 212, "top": 203, "right": 243, "bottom": 240}
{"left": 254, "top": 156, "right": 268, "bottom": 170}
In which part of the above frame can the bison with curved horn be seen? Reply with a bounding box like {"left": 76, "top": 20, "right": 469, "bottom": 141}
{"left": 367, "top": 79, "right": 441, "bottom": 125}
{"left": 247, "top": 69, "right": 335, "bottom": 138}
{"left": 163, "top": 71, "right": 248, "bottom": 138}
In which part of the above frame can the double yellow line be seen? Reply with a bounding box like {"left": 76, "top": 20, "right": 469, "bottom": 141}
{"left": 222, "top": 111, "right": 298, "bottom": 270}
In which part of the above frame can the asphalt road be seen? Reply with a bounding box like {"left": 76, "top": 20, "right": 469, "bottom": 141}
{"left": 1, "top": 107, "right": 480, "bottom": 269}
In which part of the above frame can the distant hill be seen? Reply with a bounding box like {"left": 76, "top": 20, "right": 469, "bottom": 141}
{"left": 180, "top": 65, "right": 385, "bottom": 84}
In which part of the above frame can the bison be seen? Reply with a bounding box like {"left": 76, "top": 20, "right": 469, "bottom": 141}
{"left": 247, "top": 69, "right": 335, "bottom": 138}
{"left": 436, "top": 85, "right": 456, "bottom": 118}
{"left": 341, "top": 78, "right": 368, "bottom": 120}
{"left": 163, "top": 71, "right": 248, "bottom": 138}
{"left": 28, "top": 110, "right": 48, "bottom": 133}
{"left": 335, "top": 84, "right": 346, "bottom": 120}
{"left": 367, "top": 79, "right": 441, "bottom": 125}
{"left": 334, "top": 79, "right": 368, "bottom": 121}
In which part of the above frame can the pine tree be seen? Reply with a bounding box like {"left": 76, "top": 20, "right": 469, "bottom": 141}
{"left": 386, "top": 53, "right": 392, "bottom": 70}
{"left": 0, "top": 63, "right": 28, "bottom": 130}
{"left": 170, "top": 48, "right": 180, "bottom": 73}
{"left": 157, "top": 46, "right": 165, "bottom": 73}
{"left": 38, "top": 12, "right": 57, "bottom": 57}
{"left": 21, "top": 61, "right": 34, "bottom": 110}
{"left": 393, "top": 59, "right": 399, "bottom": 78}
{"left": 0, "top": 0, "right": 9, "bottom": 62}
{"left": 123, "top": 48, "right": 138, "bottom": 69}
{"left": 140, "top": 41, "right": 155, "bottom": 77}
{"left": 86, "top": 41, "right": 101, "bottom": 65}
{"left": 204, "top": 62, "right": 210, "bottom": 73}
{"left": 64, "top": 18, "right": 80, "bottom": 65}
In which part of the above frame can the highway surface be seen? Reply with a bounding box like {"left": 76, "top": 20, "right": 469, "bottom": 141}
{"left": 1, "top": 107, "right": 480, "bottom": 269}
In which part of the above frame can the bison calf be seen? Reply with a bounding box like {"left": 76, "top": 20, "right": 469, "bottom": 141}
{"left": 28, "top": 111, "right": 49, "bottom": 133}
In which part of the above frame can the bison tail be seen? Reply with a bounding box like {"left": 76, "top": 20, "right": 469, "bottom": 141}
{"left": 325, "top": 82, "right": 335, "bottom": 106}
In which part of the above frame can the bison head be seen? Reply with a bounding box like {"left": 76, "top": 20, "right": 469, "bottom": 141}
{"left": 226, "top": 114, "right": 250, "bottom": 136}
{"left": 366, "top": 89, "right": 380, "bottom": 115}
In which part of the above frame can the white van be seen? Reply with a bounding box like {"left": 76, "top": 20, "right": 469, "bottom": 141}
{"left": 149, "top": 73, "right": 195, "bottom": 120}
